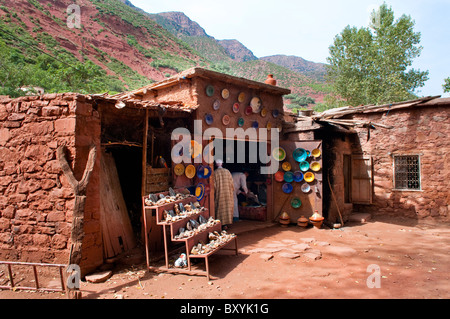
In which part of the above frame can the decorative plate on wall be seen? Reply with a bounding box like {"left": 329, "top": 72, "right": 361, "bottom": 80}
{"left": 238, "top": 92, "right": 246, "bottom": 103}
{"left": 233, "top": 103, "right": 240, "bottom": 113}
{"left": 250, "top": 97, "right": 262, "bottom": 113}
{"left": 213, "top": 100, "right": 220, "bottom": 110}
{"left": 206, "top": 85, "right": 215, "bottom": 97}
{"left": 221, "top": 89, "right": 230, "bottom": 99}
{"left": 222, "top": 115, "right": 230, "bottom": 126}
{"left": 205, "top": 113, "right": 214, "bottom": 125}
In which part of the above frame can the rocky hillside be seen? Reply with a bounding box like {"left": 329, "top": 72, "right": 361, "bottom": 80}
{"left": 260, "top": 55, "right": 327, "bottom": 82}
{"left": 218, "top": 39, "right": 258, "bottom": 62}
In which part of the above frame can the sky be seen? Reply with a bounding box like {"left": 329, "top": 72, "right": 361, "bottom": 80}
{"left": 131, "top": 0, "right": 450, "bottom": 97}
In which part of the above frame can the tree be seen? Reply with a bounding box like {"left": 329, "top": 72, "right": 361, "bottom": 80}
{"left": 326, "top": 3, "right": 429, "bottom": 106}
{"left": 444, "top": 78, "right": 450, "bottom": 93}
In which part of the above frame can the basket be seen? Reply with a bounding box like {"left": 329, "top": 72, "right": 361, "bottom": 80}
{"left": 238, "top": 206, "right": 267, "bottom": 222}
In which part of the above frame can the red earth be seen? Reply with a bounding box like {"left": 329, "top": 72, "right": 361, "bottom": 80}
{"left": 1, "top": 216, "right": 449, "bottom": 300}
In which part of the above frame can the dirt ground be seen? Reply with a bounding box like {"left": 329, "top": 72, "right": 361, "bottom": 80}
{"left": 1, "top": 215, "right": 449, "bottom": 300}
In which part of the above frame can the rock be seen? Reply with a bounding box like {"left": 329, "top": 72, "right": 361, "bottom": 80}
{"left": 303, "top": 251, "right": 322, "bottom": 260}
{"left": 86, "top": 270, "right": 113, "bottom": 283}
{"left": 290, "top": 243, "right": 310, "bottom": 252}
{"left": 260, "top": 254, "right": 274, "bottom": 261}
{"left": 279, "top": 252, "right": 300, "bottom": 259}
{"left": 300, "top": 237, "right": 315, "bottom": 243}
{"left": 323, "top": 246, "right": 357, "bottom": 257}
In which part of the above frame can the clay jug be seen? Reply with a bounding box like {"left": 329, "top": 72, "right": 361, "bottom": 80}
{"left": 265, "top": 74, "right": 277, "bottom": 86}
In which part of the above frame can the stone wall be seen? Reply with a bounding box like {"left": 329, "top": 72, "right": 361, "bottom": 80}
{"left": 0, "top": 93, "right": 103, "bottom": 273}
{"left": 351, "top": 104, "right": 450, "bottom": 220}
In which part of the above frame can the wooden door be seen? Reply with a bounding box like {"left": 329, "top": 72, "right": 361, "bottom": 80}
{"left": 351, "top": 155, "right": 373, "bottom": 204}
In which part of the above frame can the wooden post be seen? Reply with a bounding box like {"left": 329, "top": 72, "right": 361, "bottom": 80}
{"left": 141, "top": 109, "right": 149, "bottom": 197}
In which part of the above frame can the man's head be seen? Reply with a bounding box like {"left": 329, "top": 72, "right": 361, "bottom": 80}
{"left": 215, "top": 159, "right": 223, "bottom": 168}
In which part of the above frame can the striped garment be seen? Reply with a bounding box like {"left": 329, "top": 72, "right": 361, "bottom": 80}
{"left": 214, "top": 167, "right": 235, "bottom": 225}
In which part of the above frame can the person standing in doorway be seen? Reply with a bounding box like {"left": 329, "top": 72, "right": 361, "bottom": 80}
{"left": 214, "top": 159, "right": 235, "bottom": 229}
{"left": 232, "top": 171, "right": 249, "bottom": 221}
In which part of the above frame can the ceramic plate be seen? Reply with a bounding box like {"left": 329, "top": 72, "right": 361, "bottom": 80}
{"left": 311, "top": 162, "right": 321, "bottom": 172}
{"left": 250, "top": 97, "right": 262, "bottom": 113}
{"left": 213, "top": 100, "right": 220, "bottom": 110}
{"left": 275, "top": 171, "right": 285, "bottom": 182}
{"left": 312, "top": 149, "right": 321, "bottom": 158}
{"left": 282, "top": 183, "right": 293, "bottom": 194}
{"left": 233, "top": 103, "right": 240, "bottom": 113}
{"left": 245, "top": 106, "right": 253, "bottom": 116}
{"left": 222, "top": 115, "right": 230, "bottom": 126}
{"left": 304, "top": 172, "right": 315, "bottom": 183}
{"left": 261, "top": 108, "right": 268, "bottom": 117}
{"left": 238, "top": 117, "right": 244, "bottom": 127}
{"left": 293, "top": 171, "right": 304, "bottom": 182}
{"left": 205, "top": 113, "right": 213, "bottom": 125}
{"left": 238, "top": 92, "right": 246, "bottom": 103}
{"left": 299, "top": 161, "right": 310, "bottom": 172}
{"left": 185, "top": 165, "right": 196, "bottom": 179}
{"left": 252, "top": 121, "right": 259, "bottom": 128}
{"left": 284, "top": 171, "right": 294, "bottom": 183}
{"left": 206, "top": 85, "right": 214, "bottom": 97}
{"left": 174, "top": 164, "right": 185, "bottom": 176}
{"left": 272, "top": 109, "right": 279, "bottom": 118}
{"left": 301, "top": 183, "right": 311, "bottom": 193}
{"left": 221, "top": 89, "right": 230, "bottom": 99}
{"left": 272, "top": 147, "right": 286, "bottom": 161}
{"left": 195, "top": 183, "right": 205, "bottom": 201}
{"left": 282, "top": 162, "right": 292, "bottom": 171}
{"left": 291, "top": 197, "right": 302, "bottom": 209}
{"left": 293, "top": 148, "right": 308, "bottom": 162}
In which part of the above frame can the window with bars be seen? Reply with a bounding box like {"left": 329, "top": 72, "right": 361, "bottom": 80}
{"left": 394, "top": 155, "right": 421, "bottom": 190}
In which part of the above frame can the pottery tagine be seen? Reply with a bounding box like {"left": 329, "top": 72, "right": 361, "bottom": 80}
{"left": 279, "top": 212, "right": 290, "bottom": 227}
{"left": 309, "top": 211, "right": 325, "bottom": 229}
{"left": 297, "top": 216, "right": 309, "bottom": 228}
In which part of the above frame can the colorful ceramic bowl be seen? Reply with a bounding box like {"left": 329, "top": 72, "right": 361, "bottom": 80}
{"left": 250, "top": 97, "right": 262, "bottom": 113}
{"left": 197, "top": 165, "right": 212, "bottom": 179}
{"left": 252, "top": 121, "right": 259, "bottom": 128}
{"left": 267, "top": 122, "right": 272, "bottom": 130}
{"left": 282, "top": 162, "right": 292, "bottom": 172}
{"left": 293, "top": 171, "right": 304, "bottom": 182}
{"left": 291, "top": 197, "right": 302, "bottom": 209}
{"left": 282, "top": 183, "right": 293, "bottom": 194}
{"left": 311, "top": 149, "right": 321, "bottom": 158}
{"left": 304, "top": 172, "right": 315, "bottom": 183}
{"left": 299, "top": 161, "right": 310, "bottom": 172}
{"left": 284, "top": 171, "right": 294, "bottom": 183}
{"left": 233, "top": 103, "right": 240, "bottom": 113}
{"left": 261, "top": 108, "right": 268, "bottom": 117}
{"left": 301, "top": 183, "right": 311, "bottom": 193}
{"left": 311, "top": 162, "right": 321, "bottom": 172}
{"left": 272, "top": 147, "right": 286, "bottom": 161}
{"left": 272, "top": 109, "right": 279, "bottom": 118}
{"left": 174, "top": 164, "right": 185, "bottom": 176}
{"left": 275, "top": 171, "right": 285, "bottom": 182}
{"left": 245, "top": 106, "right": 253, "bottom": 116}
{"left": 185, "top": 165, "right": 196, "bottom": 179}
{"left": 293, "top": 148, "right": 308, "bottom": 162}
{"left": 238, "top": 117, "right": 245, "bottom": 127}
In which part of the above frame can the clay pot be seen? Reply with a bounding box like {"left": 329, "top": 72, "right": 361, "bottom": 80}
{"left": 264, "top": 74, "right": 277, "bottom": 86}
{"left": 297, "top": 216, "right": 309, "bottom": 228}
{"left": 279, "top": 212, "right": 290, "bottom": 227}
{"left": 309, "top": 211, "right": 325, "bottom": 229}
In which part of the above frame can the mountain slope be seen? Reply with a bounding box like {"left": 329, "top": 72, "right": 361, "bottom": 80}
{"left": 260, "top": 55, "right": 327, "bottom": 81}
{"left": 0, "top": 0, "right": 207, "bottom": 95}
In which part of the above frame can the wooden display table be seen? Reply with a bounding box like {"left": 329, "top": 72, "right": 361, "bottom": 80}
{"left": 142, "top": 191, "right": 238, "bottom": 280}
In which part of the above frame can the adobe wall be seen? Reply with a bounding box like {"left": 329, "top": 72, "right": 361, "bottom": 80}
{"left": 0, "top": 94, "right": 103, "bottom": 274}
{"left": 351, "top": 105, "right": 450, "bottom": 220}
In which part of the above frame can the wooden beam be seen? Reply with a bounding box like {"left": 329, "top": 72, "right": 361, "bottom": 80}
{"left": 141, "top": 109, "right": 149, "bottom": 197}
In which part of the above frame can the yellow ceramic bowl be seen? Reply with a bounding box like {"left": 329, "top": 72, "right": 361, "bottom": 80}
{"left": 282, "top": 162, "right": 292, "bottom": 171}
{"left": 304, "top": 172, "right": 315, "bottom": 183}
{"left": 311, "top": 162, "right": 321, "bottom": 172}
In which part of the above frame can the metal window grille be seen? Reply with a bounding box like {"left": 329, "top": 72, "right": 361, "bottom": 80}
{"left": 394, "top": 155, "right": 421, "bottom": 190}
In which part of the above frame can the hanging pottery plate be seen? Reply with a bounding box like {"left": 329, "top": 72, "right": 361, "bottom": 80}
{"left": 205, "top": 113, "right": 214, "bottom": 125}
{"left": 190, "top": 140, "right": 202, "bottom": 158}
{"left": 284, "top": 171, "right": 294, "bottom": 183}
{"left": 221, "top": 89, "right": 230, "bottom": 100}
{"left": 291, "top": 197, "right": 302, "bottom": 209}
{"left": 272, "top": 109, "right": 279, "bottom": 118}
{"left": 282, "top": 183, "right": 294, "bottom": 194}
{"left": 222, "top": 115, "right": 230, "bottom": 126}
{"left": 206, "top": 85, "right": 214, "bottom": 97}
{"left": 301, "top": 183, "right": 311, "bottom": 193}
{"left": 275, "top": 171, "right": 285, "bottom": 182}
{"left": 267, "top": 122, "right": 272, "bottom": 130}
{"left": 311, "top": 162, "right": 321, "bottom": 172}
{"left": 252, "top": 121, "right": 259, "bottom": 129}
{"left": 196, "top": 165, "right": 204, "bottom": 178}
{"left": 261, "top": 108, "right": 268, "bottom": 117}
{"left": 272, "top": 147, "right": 286, "bottom": 162}
{"left": 233, "top": 103, "right": 240, "bottom": 113}
{"left": 202, "top": 166, "right": 212, "bottom": 179}
{"left": 293, "top": 171, "right": 304, "bottom": 182}
{"left": 174, "top": 164, "right": 185, "bottom": 176}
{"left": 238, "top": 117, "right": 245, "bottom": 127}
{"left": 213, "top": 100, "right": 220, "bottom": 110}
{"left": 245, "top": 106, "right": 253, "bottom": 116}
{"left": 304, "top": 172, "right": 315, "bottom": 183}
{"left": 185, "top": 165, "right": 196, "bottom": 179}
{"left": 238, "top": 92, "right": 246, "bottom": 103}
{"left": 299, "top": 161, "right": 310, "bottom": 172}
{"left": 312, "top": 149, "right": 321, "bottom": 158}
{"left": 282, "top": 162, "right": 292, "bottom": 172}
{"left": 195, "top": 183, "right": 205, "bottom": 201}
{"left": 250, "top": 97, "right": 262, "bottom": 113}
{"left": 293, "top": 148, "right": 308, "bottom": 162}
